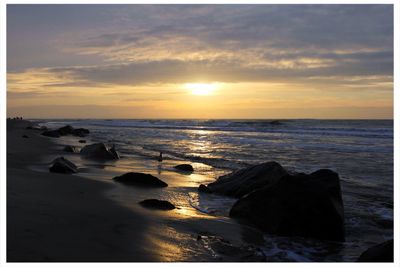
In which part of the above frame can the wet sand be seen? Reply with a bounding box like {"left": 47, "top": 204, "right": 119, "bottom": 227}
{"left": 7, "top": 120, "right": 157, "bottom": 261}
{"left": 7, "top": 120, "right": 265, "bottom": 262}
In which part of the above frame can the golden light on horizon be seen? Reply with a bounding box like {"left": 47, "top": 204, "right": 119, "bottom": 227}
{"left": 184, "top": 83, "right": 218, "bottom": 96}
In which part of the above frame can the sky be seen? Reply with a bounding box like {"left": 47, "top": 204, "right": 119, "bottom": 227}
{"left": 7, "top": 4, "right": 394, "bottom": 119}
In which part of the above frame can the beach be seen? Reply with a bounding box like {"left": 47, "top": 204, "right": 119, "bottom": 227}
{"left": 6, "top": 119, "right": 394, "bottom": 262}
{"left": 8, "top": 120, "right": 157, "bottom": 261}
{"left": 7, "top": 119, "right": 267, "bottom": 262}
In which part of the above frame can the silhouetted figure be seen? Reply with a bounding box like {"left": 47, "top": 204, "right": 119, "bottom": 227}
{"left": 158, "top": 152, "right": 163, "bottom": 162}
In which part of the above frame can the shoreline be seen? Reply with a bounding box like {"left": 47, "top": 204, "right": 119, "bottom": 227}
{"left": 6, "top": 119, "right": 394, "bottom": 262}
{"left": 7, "top": 120, "right": 156, "bottom": 261}
{"left": 7, "top": 119, "right": 265, "bottom": 262}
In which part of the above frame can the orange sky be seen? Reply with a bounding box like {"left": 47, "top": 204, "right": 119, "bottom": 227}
{"left": 7, "top": 5, "right": 393, "bottom": 119}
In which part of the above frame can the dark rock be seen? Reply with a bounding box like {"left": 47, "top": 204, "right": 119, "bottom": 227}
{"left": 79, "top": 140, "right": 86, "bottom": 143}
{"left": 113, "top": 172, "right": 168, "bottom": 187}
{"left": 22, "top": 135, "right": 29, "bottom": 138}
{"left": 49, "top": 157, "right": 78, "bottom": 174}
{"left": 207, "top": 161, "right": 288, "bottom": 198}
{"left": 80, "top": 143, "right": 119, "bottom": 160}
{"left": 270, "top": 120, "right": 282, "bottom": 125}
{"left": 198, "top": 184, "right": 211, "bottom": 193}
{"left": 41, "top": 125, "right": 89, "bottom": 138}
{"left": 41, "top": 130, "right": 61, "bottom": 138}
{"left": 109, "top": 146, "right": 120, "bottom": 159}
{"left": 63, "top": 145, "right": 79, "bottom": 153}
{"left": 174, "top": 164, "right": 194, "bottom": 172}
{"left": 58, "top": 125, "right": 74, "bottom": 135}
{"left": 139, "top": 199, "right": 175, "bottom": 210}
{"left": 72, "top": 128, "right": 90, "bottom": 137}
{"left": 357, "top": 239, "right": 393, "bottom": 262}
{"left": 229, "top": 169, "right": 345, "bottom": 242}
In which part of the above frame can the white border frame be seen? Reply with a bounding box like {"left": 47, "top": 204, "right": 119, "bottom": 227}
{"left": 0, "top": 1, "right": 398, "bottom": 267}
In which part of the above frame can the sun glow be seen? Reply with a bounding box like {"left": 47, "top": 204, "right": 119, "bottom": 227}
{"left": 184, "top": 83, "right": 218, "bottom": 95}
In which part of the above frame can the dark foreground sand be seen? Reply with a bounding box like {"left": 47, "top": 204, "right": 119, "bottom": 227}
{"left": 7, "top": 120, "right": 267, "bottom": 262}
{"left": 7, "top": 120, "right": 155, "bottom": 261}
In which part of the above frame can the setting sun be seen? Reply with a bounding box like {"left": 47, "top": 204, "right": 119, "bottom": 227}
{"left": 184, "top": 83, "right": 218, "bottom": 96}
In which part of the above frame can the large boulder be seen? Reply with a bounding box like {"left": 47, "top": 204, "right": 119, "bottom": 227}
{"left": 174, "top": 164, "right": 194, "bottom": 172}
{"left": 113, "top": 172, "right": 168, "bottom": 187}
{"left": 357, "top": 239, "right": 393, "bottom": 262}
{"left": 80, "top": 143, "right": 119, "bottom": 160}
{"left": 49, "top": 157, "right": 78, "bottom": 174}
{"left": 229, "top": 169, "right": 345, "bottom": 242}
{"left": 206, "top": 161, "right": 288, "bottom": 198}
{"left": 139, "top": 199, "right": 175, "bottom": 210}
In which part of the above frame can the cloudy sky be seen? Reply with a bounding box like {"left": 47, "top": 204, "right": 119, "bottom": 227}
{"left": 7, "top": 4, "right": 393, "bottom": 119}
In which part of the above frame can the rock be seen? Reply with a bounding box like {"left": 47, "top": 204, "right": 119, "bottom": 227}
{"left": 41, "top": 125, "right": 89, "bottom": 138}
{"left": 22, "top": 135, "right": 29, "bottom": 138}
{"left": 229, "top": 169, "right": 345, "bottom": 242}
{"left": 109, "top": 146, "right": 120, "bottom": 159}
{"left": 63, "top": 145, "right": 79, "bottom": 153}
{"left": 139, "top": 199, "right": 175, "bottom": 210}
{"left": 49, "top": 157, "right": 78, "bottom": 174}
{"left": 79, "top": 140, "right": 86, "bottom": 143}
{"left": 270, "top": 120, "right": 282, "bottom": 125}
{"left": 80, "top": 143, "right": 119, "bottom": 160}
{"left": 113, "top": 172, "right": 168, "bottom": 187}
{"left": 174, "top": 164, "right": 194, "bottom": 172}
{"left": 198, "top": 184, "right": 211, "bottom": 193}
{"left": 72, "top": 128, "right": 90, "bottom": 137}
{"left": 207, "top": 161, "right": 288, "bottom": 198}
{"left": 41, "top": 130, "right": 61, "bottom": 138}
{"left": 58, "top": 125, "right": 74, "bottom": 135}
{"left": 357, "top": 239, "right": 393, "bottom": 262}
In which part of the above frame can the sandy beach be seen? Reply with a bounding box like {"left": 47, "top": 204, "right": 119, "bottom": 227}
{"left": 7, "top": 120, "right": 157, "bottom": 261}
{"left": 7, "top": 119, "right": 268, "bottom": 262}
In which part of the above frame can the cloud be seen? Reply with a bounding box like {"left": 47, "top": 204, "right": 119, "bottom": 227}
{"left": 7, "top": 4, "right": 394, "bottom": 119}
{"left": 54, "top": 5, "right": 393, "bottom": 66}
{"left": 8, "top": 54, "right": 392, "bottom": 91}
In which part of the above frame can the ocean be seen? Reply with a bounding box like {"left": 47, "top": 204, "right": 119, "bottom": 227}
{"left": 35, "top": 119, "right": 393, "bottom": 261}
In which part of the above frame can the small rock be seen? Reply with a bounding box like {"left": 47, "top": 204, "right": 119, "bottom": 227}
{"left": 79, "top": 140, "right": 86, "bottom": 143}
{"left": 139, "top": 199, "right": 175, "bottom": 210}
{"left": 80, "top": 143, "right": 119, "bottom": 160}
{"left": 72, "top": 128, "right": 90, "bottom": 137}
{"left": 174, "top": 164, "right": 194, "bottom": 172}
{"left": 49, "top": 157, "right": 77, "bottom": 174}
{"left": 270, "top": 120, "right": 282, "bottom": 125}
{"left": 58, "top": 125, "right": 74, "bottom": 135}
{"left": 113, "top": 172, "right": 168, "bottom": 187}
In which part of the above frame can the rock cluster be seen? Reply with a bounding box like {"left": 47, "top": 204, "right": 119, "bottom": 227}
{"left": 200, "top": 161, "right": 345, "bottom": 242}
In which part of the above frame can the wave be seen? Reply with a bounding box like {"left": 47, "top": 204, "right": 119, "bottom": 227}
{"left": 54, "top": 119, "right": 393, "bottom": 139}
